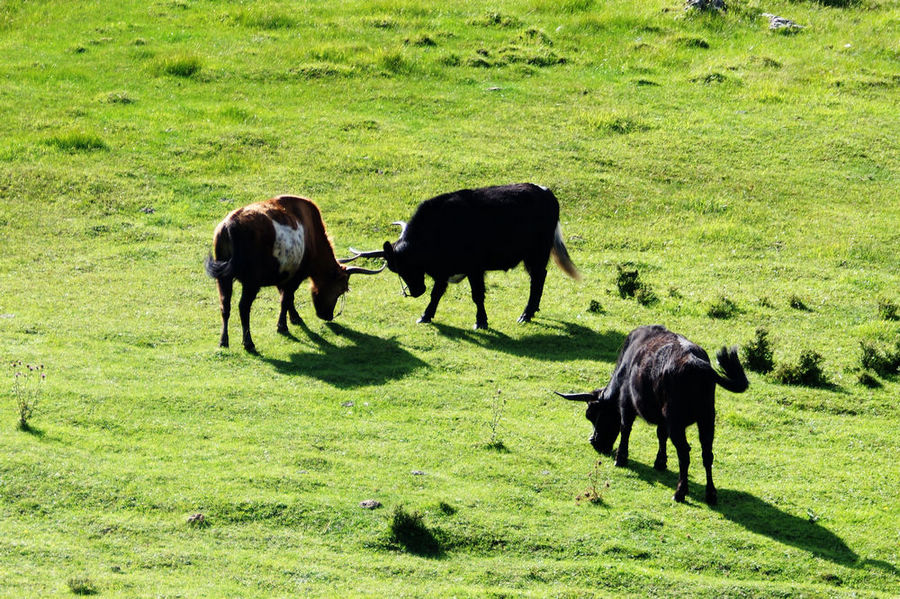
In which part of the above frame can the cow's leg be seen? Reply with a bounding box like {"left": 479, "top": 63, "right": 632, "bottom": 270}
{"left": 615, "top": 408, "right": 636, "bottom": 467}
{"left": 468, "top": 272, "right": 488, "bottom": 329}
{"left": 216, "top": 277, "right": 233, "bottom": 348}
{"left": 277, "top": 285, "right": 303, "bottom": 333}
{"left": 519, "top": 258, "right": 548, "bottom": 323}
{"left": 238, "top": 284, "right": 260, "bottom": 353}
{"left": 697, "top": 415, "right": 717, "bottom": 505}
{"left": 669, "top": 425, "right": 691, "bottom": 503}
{"left": 654, "top": 423, "right": 668, "bottom": 471}
{"left": 418, "top": 278, "right": 448, "bottom": 324}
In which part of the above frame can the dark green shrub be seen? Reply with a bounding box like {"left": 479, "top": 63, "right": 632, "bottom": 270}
{"left": 67, "top": 577, "right": 97, "bottom": 595}
{"left": 789, "top": 294, "right": 810, "bottom": 311}
{"left": 773, "top": 350, "right": 829, "bottom": 387}
{"left": 743, "top": 327, "right": 774, "bottom": 373}
{"left": 877, "top": 297, "right": 898, "bottom": 321}
{"left": 386, "top": 506, "right": 443, "bottom": 556}
{"left": 707, "top": 296, "right": 739, "bottom": 319}
{"left": 859, "top": 340, "right": 900, "bottom": 377}
{"left": 615, "top": 264, "right": 641, "bottom": 298}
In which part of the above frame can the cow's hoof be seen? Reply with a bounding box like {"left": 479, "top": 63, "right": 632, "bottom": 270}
{"left": 654, "top": 458, "right": 667, "bottom": 471}
{"left": 243, "top": 343, "right": 257, "bottom": 354}
{"left": 219, "top": 339, "right": 229, "bottom": 348}
{"left": 289, "top": 314, "right": 303, "bottom": 325}
{"left": 474, "top": 321, "right": 488, "bottom": 330}
{"left": 614, "top": 458, "right": 628, "bottom": 468}
{"left": 705, "top": 490, "right": 718, "bottom": 506}
{"left": 673, "top": 493, "right": 686, "bottom": 503}
{"left": 417, "top": 315, "right": 432, "bottom": 324}
{"left": 277, "top": 325, "right": 289, "bottom": 335}
{"left": 517, "top": 313, "right": 533, "bottom": 324}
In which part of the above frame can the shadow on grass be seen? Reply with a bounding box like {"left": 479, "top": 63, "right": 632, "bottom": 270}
{"left": 431, "top": 319, "right": 625, "bottom": 362}
{"left": 627, "top": 460, "right": 861, "bottom": 565}
{"left": 261, "top": 322, "right": 427, "bottom": 388}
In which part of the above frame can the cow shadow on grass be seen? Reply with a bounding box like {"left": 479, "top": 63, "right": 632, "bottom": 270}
{"left": 261, "top": 321, "right": 427, "bottom": 388}
{"left": 626, "top": 460, "right": 882, "bottom": 569}
{"left": 431, "top": 319, "right": 625, "bottom": 362}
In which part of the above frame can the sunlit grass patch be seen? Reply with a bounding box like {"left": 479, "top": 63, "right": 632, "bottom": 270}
{"left": 151, "top": 53, "right": 203, "bottom": 77}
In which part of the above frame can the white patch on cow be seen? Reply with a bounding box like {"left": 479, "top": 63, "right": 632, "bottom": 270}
{"left": 536, "top": 184, "right": 549, "bottom": 191}
{"left": 271, "top": 220, "right": 306, "bottom": 276}
{"left": 678, "top": 336, "right": 694, "bottom": 351}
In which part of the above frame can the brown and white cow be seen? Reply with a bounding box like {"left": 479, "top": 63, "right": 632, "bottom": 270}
{"left": 204, "top": 195, "right": 383, "bottom": 353}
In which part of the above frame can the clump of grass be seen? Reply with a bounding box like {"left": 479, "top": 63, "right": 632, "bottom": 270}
{"left": 10, "top": 361, "right": 45, "bottom": 431}
{"left": 773, "top": 350, "right": 829, "bottom": 387}
{"left": 99, "top": 90, "right": 134, "bottom": 104}
{"left": 406, "top": 33, "right": 437, "bottom": 47}
{"left": 877, "top": 297, "right": 898, "bottom": 321}
{"left": 635, "top": 285, "right": 658, "bottom": 306}
{"left": 859, "top": 340, "right": 900, "bottom": 377}
{"left": 186, "top": 513, "right": 209, "bottom": 528}
{"left": 152, "top": 53, "right": 203, "bottom": 77}
{"left": 743, "top": 327, "right": 774, "bottom": 373}
{"left": 590, "top": 114, "right": 649, "bottom": 135}
{"left": 615, "top": 264, "right": 641, "bottom": 298}
{"left": 758, "top": 296, "right": 774, "bottom": 308}
{"left": 587, "top": 299, "right": 604, "bottom": 314}
{"left": 485, "top": 389, "right": 507, "bottom": 451}
{"left": 45, "top": 130, "right": 107, "bottom": 152}
{"left": 857, "top": 371, "right": 881, "bottom": 388}
{"left": 789, "top": 294, "right": 811, "bottom": 311}
{"left": 232, "top": 9, "right": 296, "bottom": 30}
{"left": 377, "top": 49, "right": 414, "bottom": 74}
{"left": 576, "top": 459, "right": 608, "bottom": 505}
{"left": 66, "top": 577, "right": 97, "bottom": 595}
{"left": 707, "top": 295, "right": 739, "bottom": 319}
{"left": 470, "top": 12, "right": 520, "bottom": 28}
{"left": 385, "top": 506, "right": 443, "bottom": 556}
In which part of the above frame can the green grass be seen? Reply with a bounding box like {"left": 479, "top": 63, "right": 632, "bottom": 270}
{"left": 1, "top": 0, "right": 898, "bottom": 596}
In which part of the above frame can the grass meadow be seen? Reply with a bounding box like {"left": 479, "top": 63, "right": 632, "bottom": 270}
{"left": 1, "top": 0, "right": 898, "bottom": 596}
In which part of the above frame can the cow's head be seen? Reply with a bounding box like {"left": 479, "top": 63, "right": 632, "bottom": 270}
{"left": 382, "top": 240, "right": 426, "bottom": 298}
{"left": 556, "top": 390, "right": 620, "bottom": 454}
{"left": 313, "top": 263, "right": 385, "bottom": 321}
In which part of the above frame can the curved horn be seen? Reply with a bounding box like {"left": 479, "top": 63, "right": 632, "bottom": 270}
{"left": 392, "top": 220, "right": 408, "bottom": 238}
{"left": 553, "top": 391, "right": 596, "bottom": 402}
{"left": 345, "top": 264, "right": 386, "bottom": 276}
{"left": 339, "top": 247, "right": 387, "bottom": 263}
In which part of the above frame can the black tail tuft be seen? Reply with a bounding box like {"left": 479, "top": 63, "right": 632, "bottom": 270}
{"left": 204, "top": 253, "right": 233, "bottom": 279}
{"left": 714, "top": 346, "right": 749, "bottom": 393}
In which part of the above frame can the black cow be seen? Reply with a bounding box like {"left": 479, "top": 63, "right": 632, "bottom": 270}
{"left": 556, "top": 325, "right": 749, "bottom": 505}
{"left": 346, "top": 183, "right": 580, "bottom": 329}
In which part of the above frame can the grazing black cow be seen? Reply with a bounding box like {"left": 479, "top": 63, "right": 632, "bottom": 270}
{"left": 556, "top": 325, "right": 749, "bottom": 505}
{"left": 204, "top": 195, "right": 383, "bottom": 353}
{"left": 346, "top": 183, "right": 580, "bottom": 329}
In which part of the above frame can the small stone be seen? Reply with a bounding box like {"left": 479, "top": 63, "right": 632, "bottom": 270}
{"left": 359, "top": 499, "right": 382, "bottom": 509}
{"left": 411, "top": 470, "right": 426, "bottom": 476}
{"left": 341, "top": 401, "right": 354, "bottom": 408}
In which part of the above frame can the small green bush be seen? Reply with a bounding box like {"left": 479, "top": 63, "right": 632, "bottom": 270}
{"left": 386, "top": 506, "right": 443, "bottom": 556}
{"left": 743, "top": 327, "right": 774, "bottom": 373}
{"left": 773, "top": 350, "right": 829, "bottom": 387}
{"left": 67, "top": 577, "right": 97, "bottom": 595}
{"left": 877, "top": 297, "right": 898, "bottom": 321}
{"left": 615, "top": 264, "right": 641, "bottom": 298}
{"left": 635, "top": 284, "right": 658, "bottom": 306}
{"left": 707, "top": 296, "right": 739, "bottom": 319}
{"left": 859, "top": 340, "right": 900, "bottom": 377}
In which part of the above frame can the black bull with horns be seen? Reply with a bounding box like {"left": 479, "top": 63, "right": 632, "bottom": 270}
{"left": 556, "top": 325, "right": 749, "bottom": 505}
{"left": 205, "top": 195, "right": 384, "bottom": 353}
{"left": 345, "top": 183, "right": 581, "bottom": 329}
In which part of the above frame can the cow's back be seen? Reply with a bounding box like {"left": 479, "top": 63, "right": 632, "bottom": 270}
{"left": 407, "top": 183, "right": 559, "bottom": 274}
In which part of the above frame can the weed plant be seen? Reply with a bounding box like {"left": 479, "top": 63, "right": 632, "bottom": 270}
{"left": 9, "top": 361, "right": 44, "bottom": 431}
{"left": 773, "top": 350, "right": 829, "bottom": 387}
{"left": 743, "top": 327, "right": 774, "bottom": 374}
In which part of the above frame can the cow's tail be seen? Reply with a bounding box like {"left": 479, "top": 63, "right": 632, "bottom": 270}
{"left": 551, "top": 222, "right": 581, "bottom": 280}
{"left": 204, "top": 222, "right": 235, "bottom": 280}
{"left": 713, "top": 346, "right": 749, "bottom": 394}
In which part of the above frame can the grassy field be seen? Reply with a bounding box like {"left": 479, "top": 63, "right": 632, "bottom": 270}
{"left": 1, "top": 0, "right": 898, "bottom": 596}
